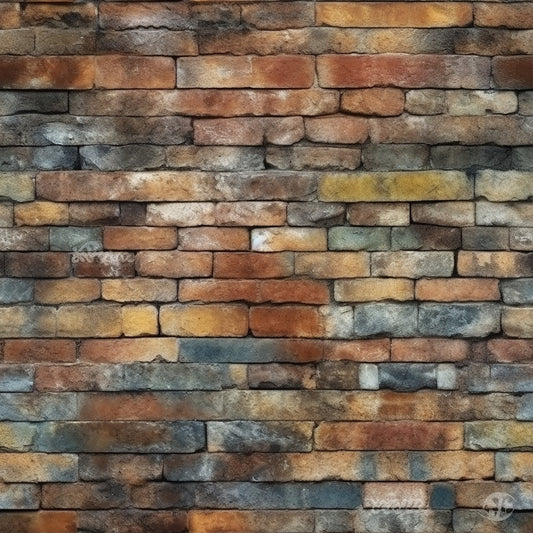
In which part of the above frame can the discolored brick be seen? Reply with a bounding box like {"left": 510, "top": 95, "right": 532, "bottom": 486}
{"left": 80, "top": 338, "right": 177, "bottom": 363}
{"left": 415, "top": 279, "right": 500, "bottom": 302}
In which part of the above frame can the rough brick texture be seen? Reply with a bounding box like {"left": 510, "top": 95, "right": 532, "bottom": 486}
{"left": 1, "top": 1, "right": 532, "bottom": 532}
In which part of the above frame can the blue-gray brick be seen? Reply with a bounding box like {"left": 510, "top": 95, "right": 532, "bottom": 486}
{"left": 518, "top": 395, "right": 533, "bottom": 420}
{"left": 501, "top": 279, "right": 533, "bottom": 304}
{"left": 353, "top": 304, "right": 418, "bottom": 337}
{"left": 430, "top": 483, "right": 455, "bottom": 509}
{"left": 0, "top": 393, "right": 76, "bottom": 420}
{"left": 378, "top": 363, "right": 437, "bottom": 391}
{"left": 329, "top": 227, "right": 390, "bottom": 251}
{"left": 0, "top": 279, "right": 33, "bottom": 303}
{"left": 0, "top": 483, "right": 40, "bottom": 510}
{"left": 467, "top": 365, "right": 533, "bottom": 393}
{"left": 50, "top": 226, "right": 102, "bottom": 251}
{"left": 0, "top": 366, "right": 34, "bottom": 392}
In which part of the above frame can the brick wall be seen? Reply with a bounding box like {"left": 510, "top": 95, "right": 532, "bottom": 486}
{"left": 0, "top": 1, "right": 532, "bottom": 532}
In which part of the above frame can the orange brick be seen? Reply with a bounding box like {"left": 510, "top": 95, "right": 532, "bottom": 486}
{"left": 4, "top": 339, "right": 76, "bottom": 363}
{"left": 103, "top": 227, "right": 177, "bottom": 250}
{"left": 0, "top": 56, "right": 94, "bottom": 89}
{"left": 458, "top": 251, "right": 533, "bottom": 278}
{"left": 493, "top": 56, "right": 533, "bottom": 90}
{"left": 475, "top": 3, "right": 533, "bottom": 29}
{"left": 179, "top": 279, "right": 260, "bottom": 303}
{"left": 364, "top": 482, "right": 427, "bottom": 508}
{"left": 179, "top": 227, "right": 249, "bottom": 251}
{"left": 160, "top": 304, "right": 249, "bottom": 336}
{"left": 335, "top": 279, "right": 414, "bottom": 302}
{"left": 391, "top": 339, "right": 469, "bottom": 362}
{"left": 486, "top": 339, "right": 533, "bottom": 362}
{"left": 325, "top": 339, "right": 390, "bottom": 362}
{"left": 214, "top": 252, "right": 293, "bottom": 278}
{"left": 102, "top": 279, "right": 177, "bottom": 302}
{"left": 317, "top": 2, "right": 472, "bottom": 28}
{"left": 0, "top": 511, "right": 77, "bottom": 533}
{"left": 136, "top": 251, "right": 212, "bottom": 278}
{"left": 341, "top": 89, "right": 405, "bottom": 116}
{"left": 415, "top": 278, "right": 501, "bottom": 302}
{"left": 259, "top": 280, "right": 330, "bottom": 304}
{"left": 95, "top": 55, "right": 175, "bottom": 89}
{"left": 250, "top": 306, "right": 323, "bottom": 338}
{"left": 14, "top": 201, "right": 68, "bottom": 226}
{"left": 295, "top": 252, "right": 370, "bottom": 278}
{"left": 305, "top": 116, "right": 368, "bottom": 144}
{"left": 35, "top": 279, "right": 100, "bottom": 304}
{"left": 80, "top": 338, "right": 177, "bottom": 363}
{"left": 122, "top": 304, "right": 159, "bottom": 336}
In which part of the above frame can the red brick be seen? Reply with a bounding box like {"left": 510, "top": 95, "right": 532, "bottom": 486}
{"left": 318, "top": 54, "right": 490, "bottom": 89}
{"left": 486, "top": 339, "right": 533, "bottom": 362}
{"left": 178, "top": 227, "right": 249, "bottom": 251}
{"left": 179, "top": 279, "right": 259, "bottom": 303}
{"left": 391, "top": 339, "right": 469, "bottom": 362}
{"left": 104, "top": 227, "right": 177, "bottom": 250}
{"left": 95, "top": 55, "right": 175, "bottom": 89}
{"left": 6, "top": 252, "right": 70, "bottom": 278}
{"left": 214, "top": 252, "right": 293, "bottom": 278}
{"left": 136, "top": 251, "right": 212, "bottom": 278}
{"left": 250, "top": 306, "right": 323, "bottom": 338}
{"left": 4, "top": 339, "right": 76, "bottom": 363}
{"left": 342, "top": 89, "right": 404, "bottom": 116}
{"left": 0, "top": 56, "right": 94, "bottom": 89}
{"left": 315, "top": 422, "right": 463, "bottom": 450}
{"left": 72, "top": 252, "right": 135, "bottom": 278}
{"left": 415, "top": 279, "right": 501, "bottom": 302}
{"left": 0, "top": 511, "right": 77, "bottom": 533}
{"left": 80, "top": 338, "right": 177, "bottom": 363}
{"left": 493, "top": 56, "right": 533, "bottom": 89}
{"left": 325, "top": 339, "right": 390, "bottom": 362}
{"left": 305, "top": 116, "right": 368, "bottom": 144}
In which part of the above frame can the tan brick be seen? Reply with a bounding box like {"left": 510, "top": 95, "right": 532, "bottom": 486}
{"left": 14, "top": 201, "right": 68, "bottom": 226}
{"left": 80, "top": 337, "right": 177, "bottom": 363}
{"left": 348, "top": 203, "right": 410, "bottom": 226}
{"left": 179, "top": 227, "right": 249, "bottom": 251}
{"left": 342, "top": 88, "right": 404, "bottom": 116}
{"left": 102, "top": 279, "right": 177, "bottom": 302}
{"left": 35, "top": 279, "right": 100, "bottom": 304}
{"left": 317, "top": 2, "right": 472, "bottom": 28}
{"left": 104, "top": 226, "right": 178, "bottom": 250}
{"left": 364, "top": 482, "right": 427, "bottom": 508}
{"left": 391, "top": 339, "right": 469, "bottom": 362}
{"left": 295, "top": 252, "right": 370, "bottom": 278}
{"left": 122, "top": 304, "right": 159, "bottom": 337}
{"left": 415, "top": 279, "right": 501, "bottom": 302}
{"left": 496, "top": 452, "right": 533, "bottom": 481}
{"left": 214, "top": 252, "right": 293, "bottom": 278}
{"left": 0, "top": 453, "right": 77, "bottom": 482}
{"left": 326, "top": 339, "right": 390, "bottom": 362}
{"left": 4, "top": 339, "right": 76, "bottom": 363}
{"left": 0, "top": 173, "right": 34, "bottom": 202}
{"left": 475, "top": 3, "right": 533, "bottom": 29}
{"left": 477, "top": 201, "right": 533, "bottom": 227}
{"left": 0, "top": 4, "right": 21, "bottom": 29}
{"left": 335, "top": 279, "right": 413, "bottom": 302}
{"left": 0, "top": 306, "right": 56, "bottom": 338}
{"left": 305, "top": 116, "right": 368, "bottom": 144}
{"left": 458, "top": 251, "right": 533, "bottom": 278}
{"left": 476, "top": 171, "right": 533, "bottom": 201}
{"left": 160, "top": 304, "right": 248, "bottom": 337}
{"left": 411, "top": 202, "right": 475, "bottom": 227}
{"left": 146, "top": 203, "right": 215, "bottom": 226}
{"left": 503, "top": 307, "right": 533, "bottom": 338}
{"left": 423, "top": 451, "right": 494, "bottom": 480}
{"left": 56, "top": 304, "right": 122, "bottom": 338}
{"left": 251, "top": 228, "right": 327, "bottom": 252}
{"left": 250, "top": 306, "right": 323, "bottom": 338}
{"left": 0, "top": 203, "right": 13, "bottom": 227}
{"left": 136, "top": 251, "right": 212, "bottom": 278}
{"left": 216, "top": 202, "right": 286, "bottom": 226}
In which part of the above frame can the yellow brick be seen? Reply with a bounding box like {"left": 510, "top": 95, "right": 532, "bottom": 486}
{"left": 502, "top": 307, "right": 533, "bottom": 338}
{"left": 122, "top": 304, "right": 159, "bottom": 336}
{"left": 319, "top": 171, "right": 473, "bottom": 202}
{"left": 14, "top": 201, "right": 68, "bottom": 226}
{"left": 35, "top": 279, "right": 100, "bottom": 304}
{"left": 102, "top": 279, "right": 177, "bottom": 302}
{"left": 335, "top": 278, "right": 413, "bottom": 302}
{"left": 56, "top": 304, "right": 122, "bottom": 337}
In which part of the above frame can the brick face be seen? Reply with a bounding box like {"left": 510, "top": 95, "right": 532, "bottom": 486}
{"left": 1, "top": 2, "right": 532, "bottom": 531}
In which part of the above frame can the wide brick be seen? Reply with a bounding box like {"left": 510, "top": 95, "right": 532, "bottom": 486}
{"left": 411, "top": 202, "right": 475, "bottom": 227}
{"left": 447, "top": 90, "right": 517, "bottom": 116}
{"left": 104, "top": 227, "right": 177, "bottom": 251}
{"left": 136, "top": 251, "right": 212, "bottom": 278}
{"left": 80, "top": 145, "right": 166, "bottom": 172}
{"left": 72, "top": 251, "right": 136, "bottom": 278}
{"left": 81, "top": 338, "right": 177, "bottom": 363}
{"left": 0, "top": 366, "right": 33, "bottom": 392}
{"left": 35, "top": 279, "right": 100, "bottom": 304}
{"left": 79, "top": 454, "right": 162, "bottom": 484}
{"left": 147, "top": 203, "right": 215, "bottom": 226}
{"left": 102, "top": 279, "right": 176, "bottom": 303}
{"left": 35, "top": 28, "right": 96, "bottom": 55}
{"left": 494, "top": 56, "right": 533, "bottom": 89}
{"left": 503, "top": 307, "right": 533, "bottom": 338}
{"left": 0, "top": 91, "right": 67, "bottom": 115}
{"left": 160, "top": 303, "right": 248, "bottom": 337}
{"left": 250, "top": 306, "right": 323, "bottom": 338}
{"left": 0, "top": 453, "right": 77, "bottom": 482}
{"left": 14, "top": 201, "right": 68, "bottom": 226}
{"left": 415, "top": 279, "right": 500, "bottom": 302}
{"left": 69, "top": 203, "right": 121, "bottom": 226}
{"left": 409, "top": 451, "right": 494, "bottom": 481}
{"left": 0, "top": 483, "right": 39, "bottom": 509}
{"left": 216, "top": 202, "right": 286, "bottom": 227}
{"left": 0, "top": 391, "right": 77, "bottom": 421}
{"left": 348, "top": 203, "right": 410, "bottom": 227}
{"left": 318, "top": 55, "right": 489, "bottom": 89}
{"left": 0, "top": 306, "right": 56, "bottom": 338}
{"left": 465, "top": 421, "right": 533, "bottom": 449}
{"left": 431, "top": 145, "right": 512, "bottom": 171}
{"left": 392, "top": 225, "right": 461, "bottom": 250}
{"left": 319, "top": 171, "right": 472, "bottom": 202}
{"left": 317, "top": 2, "right": 472, "bottom": 28}
{"left": 0, "top": 56, "right": 94, "bottom": 89}
{"left": 167, "top": 146, "right": 264, "bottom": 171}
{"left": 353, "top": 303, "right": 418, "bottom": 337}
{"left": 477, "top": 201, "right": 533, "bottom": 227}
{"left": 214, "top": 252, "right": 293, "bottom": 278}
{"left": 0, "top": 511, "right": 77, "bottom": 533}
{"left": 364, "top": 482, "right": 427, "bottom": 509}
{"left": 252, "top": 228, "right": 327, "bottom": 252}
{"left": 335, "top": 279, "right": 413, "bottom": 302}
{"left": 56, "top": 304, "right": 122, "bottom": 338}
{"left": 287, "top": 202, "right": 345, "bottom": 227}
{"left": 21, "top": 2, "right": 96, "bottom": 27}
{"left": 466, "top": 364, "right": 533, "bottom": 393}
{"left": 316, "top": 422, "right": 463, "bottom": 450}
{"left": 78, "top": 511, "right": 187, "bottom": 533}
{"left": 458, "top": 251, "right": 533, "bottom": 277}
{"left": 250, "top": 363, "right": 317, "bottom": 389}
{"left": 477, "top": 171, "right": 533, "bottom": 201}
{"left": 0, "top": 227, "right": 48, "bottom": 251}
{"left": 496, "top": 452, "right": 533, "bottom": 481}
{"left": 305, "top": 116, "right": 368, "bottom": 144}
{"left": 295, "top": 252, "right": 370, "bottom": 278}
{"left": 35, "top": 364, "right": 122, "bottom": 392}
{"left": 42, "top": 482, "right": 129, "bottom": 510}
{"left": 462, "top": 227, "right": 509, "bottom": 251}
{"left": 476, "top": 3, "right": 533, "bottom": 29}
{"left": 329, "top": 227, "right": 390, "bottom": 251}
{"left": 372, "top": 251, "right": 454, "bottom": 278}
{"left": 177, "top": 55, "right": 314, "bottom": 88}
{"left": 50, "top": 226, "right": 101, "bottom": 252}
{"left": 179, "top": 279, "right": 259, "bottom": 303}
{"left": 179, "top": 227, "right": 249, "bottom": 251}
{"left": 268, "top": 145, "right": 352, "bottom": 171}
{"left": 362, "top": 144, "right": 429, "bottom": 171}
{"left": 4, "top": 339, "right": 76, "bottom": 363}
{"left": 486, "top": 339, "right": 533, "bottom": 363}
{"left": 242, "top": 2, "right": 313, "bottom": 29}
{"left": 342, "top": 88, "right": 404, "bottom": 116}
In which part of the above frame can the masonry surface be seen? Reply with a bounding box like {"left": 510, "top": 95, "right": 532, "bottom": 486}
{"left": 0, "top": 1, "right": 532, "bottom": 532}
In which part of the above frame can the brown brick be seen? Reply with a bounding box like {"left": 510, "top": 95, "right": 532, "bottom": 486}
{"left": 216, "top": 202, "right": 286, "bottom": 227}
{"left": 95, "top": 55, "right": 175, "bottom": 89}
{"left": 250, "top": 306, "right": 323, "bottom": 338}
{"left": 391, "top": 339, "right": 469, "bottom": 362}
{"left": 0, "top": 4, "right": 21, "bottom": 29}
{"left": 4, "top": 339, "right": 76, "bottom": 363}
{"left": 160, "top": 304, "right": 249, "bottom": 337}
{"left": 411, "top": 202, "right": 475, "bottom": 227}
{"left": 6, "top": 252, "right": 70, "bottom": 278}
{"left": 42, "top": 482, "right": 129, "bottom": 509}
{"left": 335, "top": 279, "right": 413, "bottom": 302}
{"left": 267, "top": 146, "right": 360, "bottom": 171}
{"left": 69, "top": 203, "right": 120, "bottom": 226}
{"left": 0, "top": 56, "right": 94, "bottom": 89}
{"left": 486, "top": 339, "right": 533, "bottom": 363}
{"left": 458, "top": 251, "right": 533, "bottom": 278}
{"left": 348, "top": 203, "right": 410, "bottom": 226}
{"left": 342, "top": 88, "right": 404, "bottom": 116}
{"left": 325, "top": 339, "right": 390, "bottom": 362}
{"left": 35, "top": 364, "right": 118, "bottom": 392}
{"left": 242, "top": 2, "right": 314, "bottom": 30}
{"left": 476, "top": 4, "right": 533, "bottom": 29}
{"left": 494, "top": 56, "right": 533, "bottom": 90}
{"left": 122, "top": 304, "right": 159, "bottom": 337}
{"left": 0, "top": 511, "right": 77, "bottom": 533}
{"left": 80, "top": 454, "right": 162, "bottom": 483}
{"left": 305, "top": 116, "right": 368, "bottom": 144}
{"left": 295, "top": 252, "right": 370, "bottom": 278}
{"left": 364, "top": 482, "right": 427, "bottom": 508}
{"left": 214, "top": 252, "right": 293, "bottom": 278}
{"left": 318, "top": 54, "right": 489, "bottom": 89}
{"left": 502, "top": 307, "right": 533, "bottom": 338}
{"left": 248, "top": 363, "right": 316, "bottom": 390}
{"left": 315, "top": 422, "right": 463, "bottom": 450}
{"left": 179, "top": 227, "right": 249, "bottom": 251}
{"left": 102, "top": 279, "right": 177, "bottom": 303}
{"left": 79, "top": 510, "right": 187, "bottom": 533}
{"left": 80, "top": 338, "right": 177, "bottom": 363}
{"left": 136, "top": 251, "right": 212, "bottom": 278}
{"left": 35, "top": 279, "right": 100, "bottom": 304}
{"left": 14, "top": 201, "right": 68, "bottom": 226}
{"left": 73, "top": 252, "right": 135, "bottom": 278}
{"left": 415, "top": 279, "right": 501, "bottom": 302}
{"left": 21, "top": 3, "right": 96, "bottom": 27}
{"left": 372, "top": 251, "right": 455, "bottom": 278}
{"left": 104, "top": 227, "right": 177, "bottom": 251}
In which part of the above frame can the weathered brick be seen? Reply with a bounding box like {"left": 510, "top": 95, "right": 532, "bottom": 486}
{"left": 305, "top": 116, "right": 368, "bottom": 144}
{"left": 21, "top": 3, "right": 96, "bottom": 28}
{"left": 0, "top": 511, "right": 77, "bottom": 533}
{"left": 147, "top": 203, "right": 215, "bottom": 227}
{"left": 372, "top": 251, "right": 455, "bottom": 278}
{"left": 496, "top": 452, "right": 533, "bottom": 481}
{"left": 503, "top": 307, "right": 533, "bottom": 338}
{"left": 252, "top": 227, "right": 326, "bottom": 252}
{"left": 0, "top": 366, "right": 33, "bottom": 392}
{"left": 14, "top": 201, "right": 68, "bottom": 226}
{"left": 0, "top": 278, "right": 33, "bottom": 303}
{"left": 217, "top": 202, "right": 286, "bottom": 227}
{"left": 0, "top": 483, "right": 39, "bottom": 509}
{"left": 0, "top": 28, "right": 34, "bottom": 55}
{"left": 102, "top": 279, "right": 176, "bottom": 303}
{"left": 347, "top": 203, "right": 409, "bottom": 227}
{"left": 447, "top": 90, "right": 517, "bottom": 116}
{"left": 72, "top": 252, "right": 136, "bottom": 278}
{"left": 121, "top": 304, "right": 159, "bottom": 337}
{"left": 465, "top": 421, "right": 533, "bottom": 449}
{"left": 34, "top": 28, "right": 96, "bottom": 55}
{"left": 79, "top": 454, "right": 162, "bottom": 483}
{"left": 415, "top": 279, "right": 500, "bottom": 302}
{"left": 514, "top": 147, "right": 533, "bottom": 171}
{"left": 35, "top": 364, "right": 122, "bottom": 392}
{"left": 242, "top": 2, "right": 313, "bottom": 29}
{"left": 405, "top": 89, "right": 446, "bottom": 115}
{"left": 42, "top": 482, "right": 129, "bottom": 510}
{"left": 392, "top": 225, "right": 461, "bottom": 250}
{"left": 431, "top": 145, "right": 511, "bottom": 171}
{"left": 136, "top": 251, "right": 211, "bottom": 278}
{"left": 78, "top": 510, "right": 187, "bottom": 533}
{"left": 247, "top": 362, "right": 316, "bottom": 389}
{"left": 328, "top": 227, "right": 390, "bottom": 251}
{"left": 0, "top": 306, "right": 56, "bottom": 338}
{"left": 454, "top": 27, "right": 533, "bottom": 55}
{"left": 342, "top": 88, "right": 404, "bottom": 116}
{"left": 104, "top": 226, "right": 177, "bottom": 251}
{"left": 0, "top": 4, "right": 20, "bottom": 29}
{"left": 411, "top": 202, "right": 475, "bottom": 227}
{"left": 494, "top": 56, "right": 533, "bottom": 89}
{"left": 99, "top": 2, "right": 192, "bottom": 30}
{"left": 362, "top": 144, "right": 429, "bottom": 171}
{"left": 476, "top": 170, "right": 533, "bottom": 201}
{"left": 35, "top": 278, "right": 100, "bottom": 304}
{"left": 214, "top": 252, "right": 293, "bottom": 278}
{"left": 0, "top": 252, "right": 65, "bottom": 278}
{"left": 378, "top": 363, "right": 438, "bottom": 391}
{"left": 466, "top": 364, "right": 533, "bottom": 393}
{"left": 250, "top": 306, "right": 322, "bottom": 338}
{"left": 0, "top": 392, "right": 76, "bottom": 421}
{"left": 475, "top": 3, "right": 533, "bottom": 29}
{"left": 486, "top": 339, "right": 533, "bottom": 363}
{"left": 287, "top": 202, "right": 345, "bottom": 227}
{"left": 520, "top": 91, "right": 533, "bottom": 115}
{"left": 268, "top": 146, "right": 360, "bottom": 171}
{"left": 56, "top": 304, "right": 122, "bottom": 338}
{"left": 353, "top": 303, "right": 418, "bottom": 337}
{"left": 80, "top": 145, "right": 166, "bottom": 171}
{"left": 462, "top": 227, "right": 509, "bottom": 250}
{"left": 167, "top": 146, "right": 264, "bottom": 171}
{"left": 4, "top": 339, "right": 75, "bottom": 363}
{"left": 335, "top": 279, "right": 413, "bottom": 303}
{"left": 477, "top": 201, "right": 533, "bottom": 227}
{"left": 364, "top": 482, "right": 427, "bottom": 509}
{"left": 69, "top": 203, "right": 121, "bottom": 226}
{"left": 50, "top": 226, "right": 101, "bottom": 252}
{"left": 179, "top": 227, "right": 249, "bottom": 251}
{"left": 295, "top": 252, "right": 370, "bottom": 278}
{"left": 501, "top": 279, "right": 533, "bottom": 305}
{"left": 0, "top": 453, "right": 77, "bottom": 482}
{"left": 81, "top": 338, "right": 177, "bottom": 363}
{"left": 458, "top": 251, "right": 533, "bottom": 278}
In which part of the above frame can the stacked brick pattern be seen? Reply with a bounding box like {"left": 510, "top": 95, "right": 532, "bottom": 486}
{"left": 0, "top": 1, "right": 533, "bottom": 532}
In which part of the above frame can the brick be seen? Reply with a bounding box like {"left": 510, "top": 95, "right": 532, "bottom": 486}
{"left": 372, "top": 251, "right": 455, "bottom": 278}
{"left": 14, "top": 201, "right": 68, "bottom": 226}
{"left": 0, "top": 453, "right": 77, "bottom": 482}
{"left": 341, "top": 88, "right": 404, "bottom": 116}
{"left": 319, "top": 171, "right": 472, "bottom": 202}
{"left": 167, "top": 146, "right": 264, "bottom": 171}
{"left": 379, "top": 363, "right": 438, "bottom": 391}
{"left": 42, "top": 482, "right": 129, "bottom": 510}
{"left": 419, "top": 304, "right": 500, "bottom": 338}
{"left": 0, "top": 306, "right": 56, "bottom": 337}
{"left": 4, "top": 339, "right": 76, "bottom": 363}
{"left": 287, "top": 202, "right": 345, "bottom": 227}
{"left": 35, "top": 364, "right": 122, "bottom": 392}
{"left": 0, "top": 392, "right": 77, "bottom": 421}
{"left": 80, "top": 145, "right": 166, "bottom": 172}
{"left": 0, "top": 28, "right": 34, "bottom": 55}
{"left": 392, "top": 225, "right": 461, "bottom": 250}
{"left": 362, "top": 144, "right": 429, "bottom": 171}
{"left": 475, "top": 3, "right": 533, "bottom": 29}
{"left": 242, "top": 2, "right": 314, "bottom": 30}
{"left": 454, "top": 27, "right": 533, "bottom": 56}
{"left": 250, "top": 305, "right": 323, "bottom": 338}
{"left": 252, "top": 228, "right": 326, "bottom": 252}
{"left": 35, "top": 279, "right": 100, "bottom": 304}
{"left": 316, "top": 361, "right": 357, "bottom": 389}
{"left": 177, "top": 55, "right": 314, "bottom": 88}
{"left": 316, "top": 422, "right": 463, "bottom": 450}
{"left": 328, "top": 227, "right": 389, "bottom": 251}
{"left": 80, "top": 454, "right": 162, "bottom": 483}
{"left": 0, "top": 4, "right": 20, "bottom": 29}
{"left": 0, "top": 227, "right": 48, "bottom": 251}
{"left": 147, "top": 203, "right": 215, "bottom": 226}
{"left": 207, "top": 421, "right": 313, "bottom": 452}
{"left": 214, "top": 252, "right": 293, "bottom": 278}
{"left": 305, "top": 116, "right": 368, "bottom": 144}
{"left": 179, "top": 227, "right": 249, "bottom": 251}
{"left": 56, "top": 304, "right": 122, "bottom": 338}
{"left": 268, "top": 146, "right": 360, "bottom": 171}
{"left": 216, "top": 202, "right": 286, "bottom": 227}
{"left": 477, "top": 171, "right": 533, "bottom": 201}
{"left": 415, "top": 279, "right": 500, "bottom": 302}
{"left": 411, "top": 202, "right": 475, "bottom": 227}
{"left": 249, "top": 363, "right": 317, "bottom": 389}
{"left": 325, "top": 340, "right": 389, "bottom": 362}
{"left": 160, "top": 304, "right": 248, "bottom": 337}
{"left": 79, "top": 511, "right": 187, "bottom": 533}
{"left": 335, "top": 279, "right": 413, "bottom": 303}
{"left": 0, "top": 366, "right": 33, "bottom": 392}
{"left": 259, "top": 280, "right": 330, "bottom": 305}
{"left": 0, "top": 483, "right": 39, "bottom": 509}
{"left": 104, "top": 226, "right": 177, "bottom": 251}
{"left": 353, "top": 303, "right": 418, "bottom": 337}
{"left": 69, "top": 203, "right": 120, "bottom": 226}
{"left": 121, "top": 304, "right": 158, "bottom": 337}
{"left": 0, "top": 511, "right": 77, "bottom": 533}
{"left": 35, "top": 28, "right": 96, "bottom": 55}
{"left": 102, "top": 279, "right": 176, "bottom": 303}
{"left": 317, "top": 2, "right": 472, "bottom": 28}
{"left": 503, "top": 307, "right": 533, "bottom": 338}
{"left": 295, "top": 252, "right": 370, "bottom": 278}
{"left": 0, "top": 422, "right": 35, "bottom": 451}
{"left": 0, "top": 202, "right": 13, "bottom": 226}
{"left": 458, "top": 251, "right": 533, "bottom": 278}
{"left": 447, "top": 90, "right": 517, "bottom": 116}
{"left": 50, "top": 226, "right": 101, "bottom": 252}
{"left": 456, "top": 481, "right": 533, "bottom": 511}
{"left": 318, "top": 54, "right": 489, "bottom": 89}
{"left": 494, "top": 56, "right": 533, "bottom": 89}
{"left": 514, "top": 147, "right": 533, "bottom": 171}
{"left": 467, "top": 364, "right": 533, "bottom": 393}
{"left": 364, "top": 482, "right": 427, "bottom": 509}
{"left": 478, "top": 201, "right": 533, "bottom": 227}
{"left": 496, "top": 452, "right": 533, "bottom": 481}
{"left": 410, "top": 451, "right": 494, "bottom": 481}
{"left": 0, "top": 278, "right": 33, "bottom": 303}
{"left": 405, "top": 89, "right": 446, "bottom": 115}
{"left": 21, "top": 3, "right": 96, "bottom": 27}
{"left": 520, "top": 91, "right": 533, "bottom": 115}
{"left": 486, "top": 339, "right": 533, "bottom": 363}
{"left": 462, "top": 227, "right": 509, "bottom": 250}
{"left": 512, "top": 228, "right": 533, "bottom": 250}
{"left": 431, "top": 145, "right": 511, "bottom": 171}
{"left": 136, "top": 251, "right": 212, "bottom": 278}
{"left": 501, "top": 279, "right": 533, "bottom": 305}
{"left": 73, "top": 252, "right": 136, "bottom": 278}
{"left": 348, "top": 203, "right": 410, "bottom": 226}
{"left": 99, "top": 2, "right": 192, "bottom": 30}
{"left": 0, "top": 56, "right": 94, "bottom": 89}
{"left": 81, "top": 338, "right": 177, "bottom": 363}
{"left": 179, "top": 279, "right": 259, "bottom": 303}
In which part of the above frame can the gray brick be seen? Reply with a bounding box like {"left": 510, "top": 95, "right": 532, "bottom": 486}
{"left": 362, "top": 144, "right": 429, "bottom": 171}
{"left": 511, "top": 228, "right": 533, "bottom": 251}
{"left": 518, "top": 395, "right": 533, "bottom": 420}
{"left": 0, "top": 367, "right": 33, "bottom": 393}
{"left": 168, "top": 146, "right": 265, "bottom": 171}
{"left": 462, "top": 227, "right": 509, "bottom": 250}
{"left": 447, "top": 90, "right": 517, "bottom": 116}
{"left": 514, "top": 147, "right": 533, "bottom": 170}
{"left": 519, "top": 91, "right": 533, "bottom": 115}
{"left": 80, "top": 145, "right": 166, "bottom": 171}
{"left": 0, "top": 483, "right": 39, "bottom": 510}
{"left": 207, "top": 421, "right": 313, "bottom": 452}
{"left": 329, "top": 227, "right": 390, "bottom": 251}
{"left": 0, "top": 393, "right": 76, "bottom": 420}
{"left": 431, "top": 145, "right": 511, "bottom": 170}
{"left": 378, "top": 363, "right": 437, "bottom": 391}
{"left": 418, "top": 304, "right": 501, "bottom": 337}
{"left": 32, "top": 146, "right": 79, "bottom": 170}
{"left": 360, "top": 509, "right": 451, "bottom": 533}
{"left": 288, "top": 202, "right": 345, "bottom": 227}
{"left": 267, "top": 146, "right": 360, "bottom": 171}
{"left": 0, "top": 279, "right": 33, "bottom": 303}
{"left": 502, "top": 279, "right": 533, "bottom": 305}
{"left": 430, "top": 484, "right": 455, "bottom": 510}
{"left": 454, "top": 509, "right": 533, "bottom": 533}
{"left": 0, "top": 91, "right": 68, "bottom": 115}
{"left": 50, "top": 226, "right": 102, "bottom": 251}
{"left": 0, "top": 228, "right": 48, "bottom": 251}
{"left": 466, "top": 364, "right": 533, "bottom": 393}
{"left": 372, "top": 252, "right": 454, "bottom": 278}
{"left": 315, "top": 510, "right": 355, "bottom": 533}
{"left": 391, "top": 225, "right": 461, "bottom": 250}
{"left": 0, "top": 422, "right": 36, "bottom": 451}
{"left": 353, "top": 303, "right": 418, "bottom": 337}
{"left": 405, "top": 90, "right": 446, "bottom": 115}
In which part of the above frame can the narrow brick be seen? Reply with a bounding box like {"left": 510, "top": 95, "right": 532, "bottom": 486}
{"left": 0, "top": 512, "right": 77, "bottom": 533}
{"left": 4, "top": 339, "right": 75, "bottom": 363}
{"left": 147, "top": 203, "right": 215, "bottom": 226}
{"left": 486, "top": 339, "right": 533, "bottom": 363}
{"left": 458, "top": 251, "right": 533, "bottom": 278}
{"left": 35, "top": 364, "right": 122, "bottom": 392}
{"left": 295, "top": 252, "right": 369, "bottom": 279}
{"left": 363, "top": 144, "right": 430, "bottom": 171}
{"left": 14, "top": 201, "right": 68, "bottom": 226}
{"left": 250, "top": 363, "right": 316, "bottom": 390}
{"left": 102, "top": 279, "right": 176, "bottom": 303}
{"left": 42, "top": 482, "right": 129, "bottom": 510}
{"left": 348, "top": 203, "right": 410, "bottom": 226}
{"left": 462, "top": 227, "right": 509, "bottom": 251}
{"left": 391, "top": 339, "right": 468, "bottom": 362}
{"left": 179, "top": 279, "right": 259, "bottom": 303}
{"left": 73, "top": 252, "right": 135, "bottom": 278}
{"left": 136, "top": 251, "right": 212, "bottom": 278}
{"left": 80, "top": 454, "right": 162, "bottom": 483}
{"left": 415, "top": 279, "right": 500, "bottom": 302}
{"left": 0, "top": 306, "right": 56, "bottom": 338}
{"left": 364, "top": 482, "right": 427, "bottom": 509}
{"left": 69, "top": 203, "right": 120, "bottom": 226}
{"left": 216, "top": 202, "right": 286, "bottom": 227}
{"left": 392, "top": 225, "right": 461, "bottom": 251}
{"left": 214, "top": 252, "right": 293, "bottom": 278}
{"left": 287, "top": 202, "right": 346, "bottom": 227}
{"left": 305, "top": 116, "right": 368, "bottom": 144}
{"left": 372, "top": 251, "right": 455, "bottom": 278}
{"left": 81, "top": 338, "right": 177, "bottom": 363}
{"left": 250, "top": 306, "right": 323, "bottom": 338}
